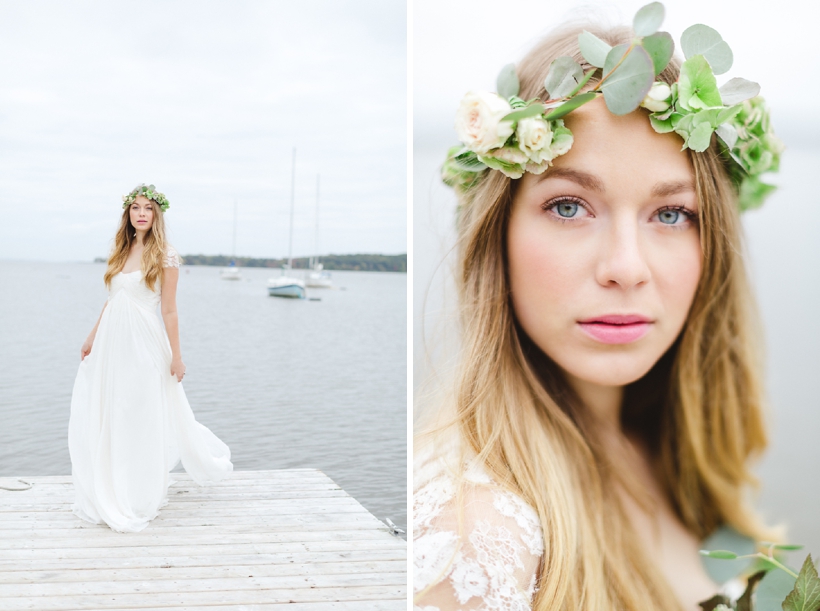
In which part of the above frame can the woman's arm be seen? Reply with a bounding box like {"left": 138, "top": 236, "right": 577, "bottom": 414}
{"left": 81, "top": 302, "right": 108, "bottom": 360}
{"left": 160, "top": 266, "right": 186, "bottom": 382}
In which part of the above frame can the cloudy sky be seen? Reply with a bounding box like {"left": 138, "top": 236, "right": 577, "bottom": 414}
{"left": 0, "top": 0, "right": 406, "bottom": 262}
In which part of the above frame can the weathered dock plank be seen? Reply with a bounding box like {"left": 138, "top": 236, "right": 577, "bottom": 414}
{"left": 0, "top": 469, "right": 406, "bottom": 610}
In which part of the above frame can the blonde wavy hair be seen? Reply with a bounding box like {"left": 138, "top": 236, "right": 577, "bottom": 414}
{"left": 417, "top": 24, "right": 777, "bottom": 611}
{"left": 104, "top": 197, "right": 170, "bottom": 292}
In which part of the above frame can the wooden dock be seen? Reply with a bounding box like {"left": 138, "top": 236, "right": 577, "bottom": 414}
{"left": 0, "top": 469, "right": 406, "bottom": 610}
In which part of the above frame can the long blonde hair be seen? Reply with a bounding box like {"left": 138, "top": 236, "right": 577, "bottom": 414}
{"left": 418, "top": 24, "right": 776, "bottom": 611}
{"left": 104, "top": 200, "right": 169, "bottom": 291}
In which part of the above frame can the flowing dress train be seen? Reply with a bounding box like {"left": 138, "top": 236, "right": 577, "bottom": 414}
{"left": 68, "top": 249, "right": 232, "bottom": 532}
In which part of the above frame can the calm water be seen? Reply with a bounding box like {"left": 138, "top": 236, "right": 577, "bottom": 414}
{"left": 0, "top": 263, "right": 407, "bottom": 534}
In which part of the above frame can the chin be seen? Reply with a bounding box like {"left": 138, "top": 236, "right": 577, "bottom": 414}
{"left": 557, "top": 349, "right": 661, "bottom": 388}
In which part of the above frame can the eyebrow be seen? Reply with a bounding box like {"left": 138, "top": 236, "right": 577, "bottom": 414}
{"left": 537, "top": 167, "right": 605, "bottom": 192}
{"left": 650, "top": 180, "right": 695, "bottom": 197}
{"left": 537, "top": 167, "right": 695, "bottom": 198}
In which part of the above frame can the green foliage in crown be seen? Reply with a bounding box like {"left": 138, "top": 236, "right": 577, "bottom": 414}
{"left": 122, "top": 183, "right": 170, "bottom": 212}
{"left": 443, "top": 1, "right": 783, "bottom": 212}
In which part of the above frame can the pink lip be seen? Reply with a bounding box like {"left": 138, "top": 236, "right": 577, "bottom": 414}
{"left": 577, "top": 314, "right": 653, "bottom": 344}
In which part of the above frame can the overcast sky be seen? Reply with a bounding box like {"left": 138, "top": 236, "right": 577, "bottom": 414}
{"left": 0, "top": 0, "right": 406, "bottom": 262}
{"left": 414, "top": 0, "right": 819, "bottom": 149}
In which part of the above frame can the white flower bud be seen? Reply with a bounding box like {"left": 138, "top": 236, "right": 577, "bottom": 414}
{"left": 640, "top": 82, "right": 672, "bottom": 113}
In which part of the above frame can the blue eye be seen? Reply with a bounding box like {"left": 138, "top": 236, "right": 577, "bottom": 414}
{"left": 658, "top": 209, "right": 681, "bottom": 224}
{"left": 556, "top": 202, "right": 579, "bottom": 217}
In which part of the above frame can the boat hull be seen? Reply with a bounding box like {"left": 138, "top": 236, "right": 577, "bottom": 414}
{"left": 267, "top": 277, "right": 306, "bottom": 299}
{"left": 220, "top": 268, "right": 242, "bottom": 281}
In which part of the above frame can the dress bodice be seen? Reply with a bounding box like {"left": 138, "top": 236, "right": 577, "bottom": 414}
{"left": 107, "top": 247, "right": 180, "bottom": 310}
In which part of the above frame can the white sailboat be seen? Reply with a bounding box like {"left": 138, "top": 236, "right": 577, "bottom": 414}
{"left": 268, "top": 148, "right": 306, "bottom": 299}
{"left": 220, "top": 199, "right": 242, "bottom": 281}
{"left": 306, "top": 175, "right": 332, "bottom": 289}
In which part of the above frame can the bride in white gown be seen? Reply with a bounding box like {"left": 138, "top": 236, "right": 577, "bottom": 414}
{"left": 68, "top": 184, "right": 232, "bottom": 533}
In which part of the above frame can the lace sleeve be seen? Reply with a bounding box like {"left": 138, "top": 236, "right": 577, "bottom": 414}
{"left": 163, "top": 247, "right": 180, "bottom": 269}
{"left": 414, "top": 472, "right": 544, "bottom": 611}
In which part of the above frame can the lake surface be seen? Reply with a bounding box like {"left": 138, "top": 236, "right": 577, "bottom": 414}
{"left": 0, "top": 263, "right": 407, "bottom": 534}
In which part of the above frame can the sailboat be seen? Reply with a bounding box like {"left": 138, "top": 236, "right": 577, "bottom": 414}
{"left": 220, "top": 199, "right": 242, "bottom": 281}
{"left": 267, "top": 148, "right": 306, "bottom": 299}
{"left": 306, "top": 175, "right": 332, "bottom": 289}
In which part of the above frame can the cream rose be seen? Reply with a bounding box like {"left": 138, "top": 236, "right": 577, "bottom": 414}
{"left": 454, "top": 91, "right": 515, "bottom": 155}
{"left": 640, "top": 82, "right": 672, "bottom": 113}
{"left": 516, "top": 117, "right": 553, "bottom": 162}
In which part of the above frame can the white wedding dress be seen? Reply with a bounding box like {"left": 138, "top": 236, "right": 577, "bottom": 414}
{"left": 68, "top": 248, "right": 233, "bottom": 533}
{"left": 414, "top": 442, "right": 543, "bottom": 611}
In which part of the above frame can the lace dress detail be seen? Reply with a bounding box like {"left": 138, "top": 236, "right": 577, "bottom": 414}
{"left": 163, "top": 247, "right": 180, "bottom": 268}
{"left": 414, "top": 451, "right": 544, "bottom": 611}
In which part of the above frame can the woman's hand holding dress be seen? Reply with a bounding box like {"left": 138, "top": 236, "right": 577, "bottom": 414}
{"left": 170, "top": 356, "right": 186, "bottom": 382}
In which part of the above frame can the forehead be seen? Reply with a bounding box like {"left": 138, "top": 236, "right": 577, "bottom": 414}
{"left": 132, "top": 195, "right": 153, "bottom": 205}
{"left": 556, "top": 96, "right": 693, "bottom": 188}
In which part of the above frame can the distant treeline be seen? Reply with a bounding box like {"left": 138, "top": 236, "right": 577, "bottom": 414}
{"left": 179, "top": 253, "right": 407, "bottom": 273}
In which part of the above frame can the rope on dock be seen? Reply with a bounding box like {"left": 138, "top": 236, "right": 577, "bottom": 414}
{"left": 0, "top": 478, "right": 33, "bottom": 491}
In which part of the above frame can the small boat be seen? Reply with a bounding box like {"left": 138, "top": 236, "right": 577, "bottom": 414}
{"left": 221, "top": 200, "right": 242, "bottom": 281}
{"left": 220, "top": 262, "right": 241, "bottom": 281}
{"left": 268, "top": 149, "right": 306, "bottom": 300}
{"left": 267, "top": 271, "right": 306, "bottom": 299}
{"left": 306, "top": 262, "right": 332, "bottom": 288}
{"left": 305, "top": 175, "right": 332, "bottom": 289}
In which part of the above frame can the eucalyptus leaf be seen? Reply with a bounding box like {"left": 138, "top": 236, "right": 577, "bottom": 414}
{"left": 699, "top": 549, "right": 739, "bottom": 560}
{"left": 544, "top": 56, "right": 584, "bottom": 99}
{"left": 716, "top": 123, "right": 738, "bottom": 149}
{"left": 502, "top": 104, "right": 547, "bottom": 123}
{"left": 497, "top": 63, "right": 520, "bottom": 99}
{"left": 599, "top": 44, "right": 655, "bottom": 115}
{"left": 774, "top": 544, "right": 806, "bottom": 551}
{"left": 633, "top": 2, "right": 664, "bottom": 37}
{"left": 680, "top": 24, "right": 733, "bottom": 75}
{"left": 700, "top": 525, "right": 757, "bottom": 585}
{"left": 719, "top": 77, "right": 760, "bottom": 105}
{"left": 578, "top": 30, "right": 612, "bottom": 68}
{"left": 544, "top": 92, "right": 598, "bottom": 120}
{"left": 641, "top": 31, "right": 674, "bottom": 76}
{"left": 782, "top": 555, "right": 820, "bottom": 611}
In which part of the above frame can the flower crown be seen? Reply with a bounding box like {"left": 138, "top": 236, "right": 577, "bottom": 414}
{"left": 442, "top": 2, "right": 783, "bottom": 212}
{"left": 122, "top": 183, "right": 170, "bottom": 212}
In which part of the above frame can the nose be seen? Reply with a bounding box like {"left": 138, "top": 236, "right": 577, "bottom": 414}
{"left": 594, "top": 215, "right": 651, "bottom": 290}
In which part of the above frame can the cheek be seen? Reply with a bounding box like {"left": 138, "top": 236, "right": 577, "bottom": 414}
{"left": 507, "top": 215, "right": 589, "bottom": 336}
{"left": 649, "top": 234, "right": 702, "bottom": 326}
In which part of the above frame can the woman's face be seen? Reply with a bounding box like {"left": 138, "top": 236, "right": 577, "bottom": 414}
{"left": 129, "top": 195, "right": 155, "bottom": 232}
{"left": 507, "top": 97, "right": 702, "bottom": 389}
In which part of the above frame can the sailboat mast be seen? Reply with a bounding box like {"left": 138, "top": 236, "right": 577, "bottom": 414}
{"left": 314, "top": 175, "right": 320, "bottom": 269}
{"left": 288, "top": 147, "right": 296, "bottom": 269}
{"left": 232, "top": 199, "right": 238, "bottom": 260}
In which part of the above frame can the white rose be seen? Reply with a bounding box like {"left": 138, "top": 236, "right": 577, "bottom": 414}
{"left": 516, "top": 117, "right": 552, "bottom": 161}
{"left": 640, "top": 82, "right": 672, "bottom": 113}
{"left": 454, "top": 91, "right": 515, "bottom": 155}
